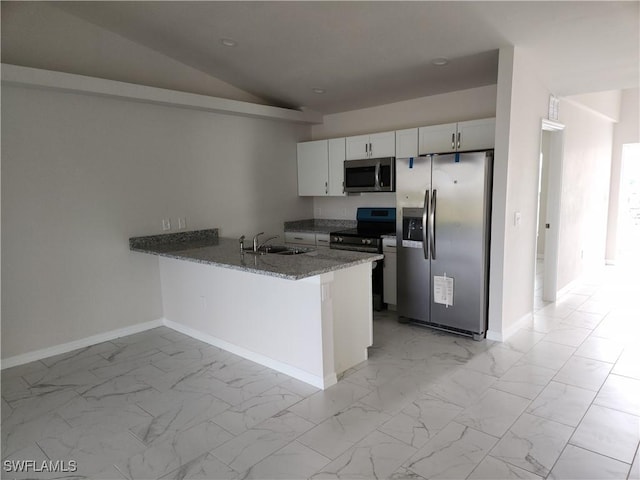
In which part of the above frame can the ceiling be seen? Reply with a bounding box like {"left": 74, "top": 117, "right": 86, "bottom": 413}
{"left": 2, "top": 1, "right": 638, "bottom": 114}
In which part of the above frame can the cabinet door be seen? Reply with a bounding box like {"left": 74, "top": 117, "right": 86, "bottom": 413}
{"left": 370, "top": 131, "right": 396, "bottom": 158}
{"left": 297, "top": 140, "right": 328, "bottom": 196}
{"left": 395, "top": 128, "right": 418, "bottom": 158}
{"left": 345, "top": 135, "right": 370, "bottom": 160}
{"left": 418, "top": 123, "right": 457, "bottom": 155}
{"left": 284, "top": 231, "right": 317, "bottom": 246}
{"left": 327, "top": 138, "right": 346, "bottom": 196}
{"left": 315, "top": 233, "right": 331, "bottom": 249}
{"left": 457, "top": 118, "right": 495, "bottom": 152}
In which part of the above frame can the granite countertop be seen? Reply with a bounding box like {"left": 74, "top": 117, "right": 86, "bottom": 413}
{"left": 283, "top": 218, "right": 356, "bottom": 234}
{"left": 130, "top": 229, "right": 382, "bottom": 280}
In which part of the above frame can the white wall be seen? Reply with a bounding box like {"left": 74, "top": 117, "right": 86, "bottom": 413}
{"left": 309, "top": 85, "right": 497, "bottom": 220}
{"left": 489, "top": 47, "right": 618, "bottom": 338}
{"left": 311, "top": 85, "right": 497, "bottom": 140}
{"left": 1, "top": 84, "right": 312, "bottom": 359}
{"left": 606, "top": 88, "right": 640, "bottom": 262}
{"left": 556, "top": 98, "right": 615, "bottom": 286}
{"left": 489, "top": 47, "right": 551, "bottom": 338}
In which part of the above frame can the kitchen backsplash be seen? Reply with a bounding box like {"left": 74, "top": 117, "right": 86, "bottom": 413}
{"left": 313, "top": 193, "right": 396, "bottom": 220}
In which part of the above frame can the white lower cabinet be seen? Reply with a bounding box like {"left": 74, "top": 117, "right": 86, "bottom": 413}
{"left": 315, "top": 233, "right": 330, "bottom": 249}
{"left": 382, "top": 237, "right": 397, "bottom": 307}
{"left": 285, "top": 231, "right": 332, "bottom": 249}
{"left": 284, "top": 231, "right": 317, "bottom": 247}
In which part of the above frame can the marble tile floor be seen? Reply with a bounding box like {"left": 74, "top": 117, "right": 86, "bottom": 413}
{"left": 2, "top": 265, "right": 639, "bottom": 480}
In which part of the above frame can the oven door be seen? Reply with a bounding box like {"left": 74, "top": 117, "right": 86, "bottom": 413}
{"left": 344, "top": 158, "right": 395, "bottom": 193}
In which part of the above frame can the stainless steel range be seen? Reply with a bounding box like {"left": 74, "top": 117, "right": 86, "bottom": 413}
{"left": 330, "top": 207, "right": 396, "bottom": 310}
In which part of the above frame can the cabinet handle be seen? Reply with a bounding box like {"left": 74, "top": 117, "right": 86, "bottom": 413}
{"left": 369, "top": 142, "right": 373, "bottom": 157}
{"left": 457, "top": 132, "right": 461, "bottom": 149}
{"left": 365, "top": 143, "right": 368, "bottom": 155}
{"left": 325, "top": 181, "right": 328, "bottom": 194}
{"left": 451, "top": 133, "right": 455, "bottom": 150}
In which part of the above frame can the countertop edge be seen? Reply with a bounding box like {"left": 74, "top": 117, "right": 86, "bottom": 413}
{"left": 131, "top": 246, "right": 383, "bottom": 281}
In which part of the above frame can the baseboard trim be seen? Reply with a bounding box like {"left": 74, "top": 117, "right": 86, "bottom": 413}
{"left": 163, "top": 319, "right": 333, "bottom": 389}
{"left": 486, "top": 311, "right": 533, "bottom": 342}
{"left": 1, "top": 319, "right": 164, "bottom": 370}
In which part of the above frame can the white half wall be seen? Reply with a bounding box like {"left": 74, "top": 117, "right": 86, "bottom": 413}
{"left": 1, "top": 84, "right": 312, "bottom": 359}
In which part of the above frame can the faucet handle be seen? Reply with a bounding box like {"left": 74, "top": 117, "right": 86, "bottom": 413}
{"left": 239, "top": 235, "right": 246, "bottom": 254}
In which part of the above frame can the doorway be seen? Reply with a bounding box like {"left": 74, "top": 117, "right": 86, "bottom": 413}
{"left": 616, "top": 143, "right": 640, "bottom": 264}
{"left": 535, "top": 120, "right": 565, "bottom": 306}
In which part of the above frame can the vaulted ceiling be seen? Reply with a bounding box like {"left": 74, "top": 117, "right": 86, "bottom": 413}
{"left": 2, "top": 1, "right": 638, "bottom": 114}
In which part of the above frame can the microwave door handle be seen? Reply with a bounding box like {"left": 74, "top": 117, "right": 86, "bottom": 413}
{"left": 374, "top": 162, "right": 381, "bottom": 190}
{"left": 422, "top": 189, "right": 429, "bottom": 260}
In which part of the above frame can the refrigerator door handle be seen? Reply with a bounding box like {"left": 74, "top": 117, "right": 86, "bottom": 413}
{"left": 430, "top": 189, "right": 437, "bottom": 260}
{"left": 422, "top": 189, "right": 430, "bottom": 260}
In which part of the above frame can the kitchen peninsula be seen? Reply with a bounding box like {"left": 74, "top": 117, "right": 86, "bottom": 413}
{"left": 130, "top": 229, "right": 382, "bottom": 389}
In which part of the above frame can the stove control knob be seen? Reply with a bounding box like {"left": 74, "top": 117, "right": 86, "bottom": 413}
{"left": 361, "top": 239, "right": 372, "bottom": 245}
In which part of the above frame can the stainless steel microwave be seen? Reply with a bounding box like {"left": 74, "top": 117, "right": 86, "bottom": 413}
{"left": 344, "top": 157, "right": 395, "bottom": 193}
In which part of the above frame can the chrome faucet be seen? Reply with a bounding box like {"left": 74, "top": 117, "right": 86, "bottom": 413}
{"left": 239, "top": 235, "right": 246, "bottom": 254}
{"left": 252, "top": 232, "right": 265, "bottom": 252}
{"left": 257, "top": 235, "right": 279, "bottom": 251}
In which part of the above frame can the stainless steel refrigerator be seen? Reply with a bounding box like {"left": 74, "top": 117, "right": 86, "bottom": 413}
{"left": 396, "top": 151, "right": 493, "bottom": 340}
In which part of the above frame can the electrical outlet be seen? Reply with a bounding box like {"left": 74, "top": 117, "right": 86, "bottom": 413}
{"left": 162, "top": 218, "right": 171, "bottom": 231}
{"left": 514, "top": 211, "right": 521, "bottom": 227}
{"left": 178, "top": 217, "right": 186, "bottom": 230}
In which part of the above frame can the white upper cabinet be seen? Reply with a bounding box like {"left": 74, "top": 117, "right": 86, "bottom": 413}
{"left": 297, "top": 138, "right": 346, "bottom": 197}
{"left": 419, "top": 122, "right": 458, "bottom": 155}
{"left": 345, "top": 134, "right": 369, "bottom": 160}
{"left": 297, "top": 140, "right": 327, "bottom": 196}
{"left": 395, "top": 128, "right": 419, "bottom": 158}
{"left": 419, "top": 118, "right": 495, "bottom": 155}
{"left": 345, "top": 131, "right": 395, "bottom": 160}
{"left": 327, "top": 138, "right": 346, "bottom": 196}
{"left": 457, "top": 118, "right": 496, "bottom": 152}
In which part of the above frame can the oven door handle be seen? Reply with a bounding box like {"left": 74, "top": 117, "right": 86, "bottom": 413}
{"left": 422, "top": 189, "right": 429, "bottom": 260}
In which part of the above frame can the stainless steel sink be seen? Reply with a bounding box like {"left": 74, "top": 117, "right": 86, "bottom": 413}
{"left": 275, "top": 248, "right": 313, "bottom": 255}
{"left": 244, "top": 245, "right": 313, "bottom": 255}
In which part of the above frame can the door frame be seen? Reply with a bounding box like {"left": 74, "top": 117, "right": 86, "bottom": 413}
{"left": 538, "top": 119, "right": 565, "bottom": 302}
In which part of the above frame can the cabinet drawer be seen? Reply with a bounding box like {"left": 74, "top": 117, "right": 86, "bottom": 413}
{"left": 284, "top": 232, "right": 316, "bottom": 246}
{"left": 315, "top": 233, "right": 331, "bottom": 248}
